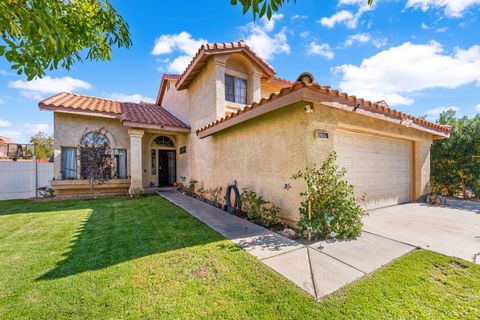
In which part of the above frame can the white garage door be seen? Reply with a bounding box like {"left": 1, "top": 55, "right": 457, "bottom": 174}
{"left": 334, "top": 130, "right": 411, "bottom": 210}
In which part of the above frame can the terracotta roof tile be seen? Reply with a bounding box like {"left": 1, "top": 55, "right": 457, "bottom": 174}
{"left": 176, "top": 40, "right": 276, "bottom": 90}
{"left": 121, "top": 103, "right": 189, "bottom": 129}
{"left": 196, "top": 81, "right": 451, "bottom": 137}
{"left": 39, "top": 92, "right": 122, "bottom": 115}
{"left": 39, "top": 92, "right": 189, "bottom": 130}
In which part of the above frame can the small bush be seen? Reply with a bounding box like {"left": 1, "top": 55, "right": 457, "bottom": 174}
{"left": 292, "top": 151, "right": 367, "bottom": 240}
{"left": 206, "top": 186, "right": 223, "bottom": 206}
{"left": 240, "top": 188, "right": 279, "bottom": 227}
{"left": 185, "top": 179, "right": 198, "bottom": 196}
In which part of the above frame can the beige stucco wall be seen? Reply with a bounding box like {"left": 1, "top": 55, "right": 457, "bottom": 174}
{"left": 53, "top": 112, "right": 130, "bottom": 180}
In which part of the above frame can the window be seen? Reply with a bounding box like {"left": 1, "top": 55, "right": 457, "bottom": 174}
{"left": 151, "top": 149, "right": 157, "bottom": 175}
{"left": 152, "top": 136, "right": 175, "bottom": 148}
{"left": 79, "top": 131, "right": 111, "bottom": 180}
{"left": 225, "top": 75, "right": 247, "bottom": 104}
{"left": 115, "top": 149, "right": 127, "bottom": 179}
{"left": 61, "top": 147, "right": 77, "bottom": 180}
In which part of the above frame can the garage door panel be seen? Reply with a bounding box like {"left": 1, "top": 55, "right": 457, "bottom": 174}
{"left": 334, "top": 130, "right": 411, "bottom": 210}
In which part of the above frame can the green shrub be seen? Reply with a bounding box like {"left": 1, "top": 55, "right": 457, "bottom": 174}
{"left": 240, "top": 188, "right": 279, "bottom": 227}
{"left": 185, "top": 179, "right": 198, "bottom": 196}
{"left": 292, "top": 151, "right": 366, "bottom": 240}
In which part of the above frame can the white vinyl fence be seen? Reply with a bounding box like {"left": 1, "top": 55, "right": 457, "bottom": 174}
{"left": 0, "top": 160, "right": 54, "bottom": 200}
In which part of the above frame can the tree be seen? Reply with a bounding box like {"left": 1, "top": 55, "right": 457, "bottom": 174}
{"left": 78, "top": 128, "right": 111, "bottom": 199}
{"left": 0, "top": 0, "right": 131, "bottom": 80}
{"left": 431, "top": 110, "right": 480, "bottom": 199}
{"left": 30, "top": 131, "right": 53, "bottom": 160}
{"left": 231, "top": 0, "right": 374, "bottom": 20}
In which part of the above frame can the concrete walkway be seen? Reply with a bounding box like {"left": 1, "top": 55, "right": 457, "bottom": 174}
{"left": 158, "top": 191, "right": 414, "bottom": 300}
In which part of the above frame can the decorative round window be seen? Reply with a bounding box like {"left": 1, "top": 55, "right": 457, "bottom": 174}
{"left": 152, "top": 136, "right": 175, "bottom": 148}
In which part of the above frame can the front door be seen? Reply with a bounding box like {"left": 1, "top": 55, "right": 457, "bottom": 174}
{"left": 158, "top": 150, "right": 176, "bottom": 186}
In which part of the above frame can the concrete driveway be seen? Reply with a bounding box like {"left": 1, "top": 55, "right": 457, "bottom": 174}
{"left": 363, "top": 200, "right": 480, "bottom": 264}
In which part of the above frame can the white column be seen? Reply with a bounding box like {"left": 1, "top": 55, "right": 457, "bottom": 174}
{"left": 128, "top": 129, "right": 144, "bottom": 194}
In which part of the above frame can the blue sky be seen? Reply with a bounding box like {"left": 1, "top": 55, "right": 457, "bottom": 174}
{"left": 1, "top": 0, "right": 479, "bottom": 142}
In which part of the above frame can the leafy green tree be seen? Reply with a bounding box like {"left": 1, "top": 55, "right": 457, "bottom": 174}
{"left": 30, "top": 131, "right": 53, "bottom": 160}
{"left": 431, "top": 110, "right": 480, "bottom": 199}
{"left": 231, "top": 0, "right": 374, "bottom": 19}
{"left": 0, "top": 0, "right": 131, "bottom": 80}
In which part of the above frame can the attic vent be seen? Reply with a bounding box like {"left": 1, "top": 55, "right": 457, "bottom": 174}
{"left": 296, "top": 72, "right": 314, "bottom": 84}
{"left": 314, "top": 130, "right": 329, "bottom": 139}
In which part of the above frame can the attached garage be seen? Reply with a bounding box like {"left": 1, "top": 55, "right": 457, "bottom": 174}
{"left": 334, "top": 130, "right": 412, "bottom": 210}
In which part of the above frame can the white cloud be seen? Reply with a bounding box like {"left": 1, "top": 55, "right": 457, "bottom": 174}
{"left": 0, "top": 123, "right": 52, "bottom": 143}
{"left": 0, "top": 69, "right": 10, "bottom": 75}
{"left": 406, "top": 0, "right": 480, "bottom": 17}
{"left": 106, "top": 93, "right": 154, "bottom": 103}
{"left": 243, "top": 14, "right": 290, "bottom": 60}
{"left": 319, "top": 0, "right": 374, "bottom": 29}
{"left": 24, "top": 123, "right": 51, "bottom": 134}
{"left": 0, "top": 119, "right": 12, "bottom": 127}
{"left": 291, "top": 14, "right": 308, "bottom": 20}
{"left": 9, "top": 76, "right": 91, "bottom": 100}
{"left": 426, "top": 106, "right": 460, "bottom": 120}
{"left": 151, "top": 31, "right": 206, "bottom": 56}
{"left": 335, "top": 41, "right": 480, "bottom": 106}
{"left": 344, "top": 33, "right": 387, "bottom": 49}
{"left": 319, "top": 10, "right": 354, "bottom": 28}
{"left": 475, "top": 104, "right": 480, "bottom": 112}
{"left": 307, "top": 42, "right": 334, "bottom": 60}
{"left": 421, "top": 22, "right": 431, "bottom": 29}
{"left": 151, "top": 32, "right": 207, "bottom": 74}
{"left": 0, "top": 130, "right": 22, "bottom": 141}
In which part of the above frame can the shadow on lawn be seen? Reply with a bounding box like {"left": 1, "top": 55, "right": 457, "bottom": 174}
{"left": 34, "top": 196, "right": 223, "bottom": 280}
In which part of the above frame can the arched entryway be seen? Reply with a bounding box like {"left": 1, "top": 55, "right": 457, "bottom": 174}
{"left": 151, "top": 135, "right": 176, "bottom": 186}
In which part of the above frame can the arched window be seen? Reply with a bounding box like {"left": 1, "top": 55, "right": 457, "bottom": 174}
{"left": 152, "top": 136, "right": 175, "bottom": 148}
{"left": 79, "top": 130, "right": 112, "bottom": 180}
{"left": 81, "top": 131, "right": 110, "bottom": 146}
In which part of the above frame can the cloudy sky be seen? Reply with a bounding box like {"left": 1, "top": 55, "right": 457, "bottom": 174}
{"left": 1, "top": 0, "right": 479, "bottom": 142}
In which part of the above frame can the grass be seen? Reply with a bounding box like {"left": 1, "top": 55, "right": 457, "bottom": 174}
{"left": 0, "top": 196, "right": 479, "bottom": 319}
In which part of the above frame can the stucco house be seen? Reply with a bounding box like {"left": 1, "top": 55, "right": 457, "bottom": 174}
{"left": 0, "top": 135, "right": 14, "bottom": 159}
{"left": 39, "top": 41, "right": 451, "bottom": 224}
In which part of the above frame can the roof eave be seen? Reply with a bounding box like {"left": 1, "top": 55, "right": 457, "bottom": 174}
{"left": 39, "top": 104, "right": 121, "bottom": 119}
{"left": 197, "top": 85, "right": 451, "bottom": 139}
{"left": 122, "top": 120, "right": 191, "bottom": 132}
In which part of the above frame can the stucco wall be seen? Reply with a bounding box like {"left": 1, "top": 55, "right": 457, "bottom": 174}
{"left": 53, "top": 112, "right": 130, "bottom": 180}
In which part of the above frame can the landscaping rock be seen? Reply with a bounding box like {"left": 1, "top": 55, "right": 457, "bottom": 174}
{"left": 281, "top": 227, "right": 296, "bottom": 238}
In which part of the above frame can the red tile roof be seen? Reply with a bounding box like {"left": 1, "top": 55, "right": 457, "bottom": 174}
{"left": 176, "top": 41, "right": 276, "bottom": 90}
{"left": 39, "top": 92, "right": 189, "bottom": 130}
{"left": 40, "top": 92, "right": 122, "bottom": 115}
{"left": 121, "top": 102, "right": 188, "bottom": 129}
{"left": 0, "top": 135, "right": 13, "bottom": 145}
{"left": 196, "top": 81, "right": 451, "bottom": 138}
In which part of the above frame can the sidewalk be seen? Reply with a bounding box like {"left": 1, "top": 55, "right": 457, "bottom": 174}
{"left": 158, "top": 191, "right": 414, "bottom": 300}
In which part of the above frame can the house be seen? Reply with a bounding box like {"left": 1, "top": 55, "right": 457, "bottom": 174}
{"left": 0, "top": 135, "right": 14, "bottom": 159}
{"left": 39, "top": 41, "right": 451, "bottom": 225}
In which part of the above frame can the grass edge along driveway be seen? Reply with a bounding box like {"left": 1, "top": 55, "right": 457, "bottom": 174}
{"left": 0, "top": 196, "right": 479, "bottom": 319}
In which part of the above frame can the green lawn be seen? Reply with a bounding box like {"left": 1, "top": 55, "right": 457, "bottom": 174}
{"left": 0, "top": 196, "right": 479, "bottom": 319}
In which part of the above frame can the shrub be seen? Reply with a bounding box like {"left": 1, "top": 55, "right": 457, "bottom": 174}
{"left": 292, "top": 151, "right": 366, "bottom": 240}
{"left": 37, "top": 186, "right": 54, "bottom": 198}
{"left": 206, "top": 186, "right": 223, "bottom": 206}
{"left": 185, "top": 179, "right": 198, "bottom": 196}
{"left": 240, "top": 188, "right": 279, "bottom": 227}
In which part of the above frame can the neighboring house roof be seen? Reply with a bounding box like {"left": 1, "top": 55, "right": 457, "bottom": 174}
{"left": 39, "top": 92, "right": 190, "bottom": 131}
{"left": 176, "top": 41, "right": 276, "bottom": 90}
{"left": 0, "top": 135, "right": 13, "bottom": 145}
{"left": 196, "top": 81, "right": 452, "bottom": 139}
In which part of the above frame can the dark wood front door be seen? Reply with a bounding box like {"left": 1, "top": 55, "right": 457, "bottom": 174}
{"left": 158, "top": 150, "right": 176, "bottom": 186}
